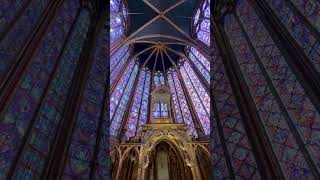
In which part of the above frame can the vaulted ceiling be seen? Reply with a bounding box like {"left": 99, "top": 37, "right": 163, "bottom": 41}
{"left": 125, "top": 0, "right": 200, "bottom": 71}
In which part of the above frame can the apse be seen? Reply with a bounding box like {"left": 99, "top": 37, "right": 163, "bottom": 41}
{"left": 1, "top": 0, "right": 320, "bottom": 179}
{"left": 110, "top": 0, "right": 211, "bottom": 141}
{"left": 110, "top": 1, "right": 210, "bottom": 179}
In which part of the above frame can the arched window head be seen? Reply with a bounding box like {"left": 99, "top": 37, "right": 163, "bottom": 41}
{"left": 110, "top": 0, "right": 128, "bottom": 45}
{"left": 153, "top": 71, "right": 165, "bottom": 87}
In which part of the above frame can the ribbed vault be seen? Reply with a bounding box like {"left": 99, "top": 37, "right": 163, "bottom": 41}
{"left": 110, "top": 0, "right": 211, "bottom": 141}
{"left": 125, "top": 0, "right": 199, "bottom": 71}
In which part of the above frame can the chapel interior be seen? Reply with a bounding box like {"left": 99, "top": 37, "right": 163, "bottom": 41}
{"left": 0, "top": 0, "right": 320, "bottom": 180}
{"left": 110, "top": 0, "right": 210, "bottom": 179}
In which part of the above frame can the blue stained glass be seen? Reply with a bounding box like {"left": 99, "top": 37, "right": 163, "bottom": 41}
{"left": 288, "top": 0, "right": 320, "bottom": 33}
{"left": 154, "top": 71, "right": 165, "bottom": 87}
{"left": 204, "top": 5, "right": 210, "bottom": 18}
{"left": 110, "top": 60, "right": 135, "bottom": 118}
{"left": 168, "top": 70, "right": 197, "bottom": 137}
{"left": 224, "top": 0, "right": 318, "bottom": 176}
{"left": 161, "top": 103, "right": 168, "bottom": 117}
{"left": 193, "top": 0, "right": 210, "bottom": 46}
{"left": 110, "top": 63, "right": 138, "bottom": 136}
{"left": 110, "top": 46, "right": 130, "bottom": 85}
{"left": 265, "top": 0, "right": 320, "bottom": 73}
{"left": 13, "top": 9, "right": 90, "bottom": 177}
{"left": 110, "top": 13, "right": 122, "bottom": 27}
{"left": 197, "top": 30, "right": 210, "bottom": 46}
{"left": 137, "top": 71, "right": 151, "bottom": 133}
{"left": 111, "top": 45, "right": 129, "bottom": 70}
{"left": 168, "top": 72, "right": 183, "bottom": 124}
{"left": 188, "top": 47, "right": 210, "bottom": 82}
{"left": 194, "top": 9, "right": 200, "bottom": 25}
{"left": 152, "top": 101, "right": 168, "bottom": 118}
{"left": 62, "top": 17, "right": 109, "bottom": 177}
{"left": 0, "top": 0, "right": 80, "bottom": 178}
{"left": 234, "top": 0, "right": 320, "bottom": 174}
{"left": 152, "top": 102, "right": 159, "bottom": 118}
{"left": 0, "top": 0, "right": 52, "bottom": 83}
{"left": 110, "top": 27, "right": 124, "bottom": 44}
{"left": 180, "top": 61, "right": 210, "bottom": 135}
{"left": 126, "top": 70, "right": 146, "bottom": 138}
{"left": 110, "top": 0, "right": 127, "bottom": 45}
{"left": 0, "top": 0, "right": 29, "bottom": 34}
{"left": 110, "top": 0, "right": 119, "bottom": 12}
{"left": 159, "top": 75, "right": 165, "bottom": 85}
{"left": 201, "top": 20, "right": 210, "bottom": 32}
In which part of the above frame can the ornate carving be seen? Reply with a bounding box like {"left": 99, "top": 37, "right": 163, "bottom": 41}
{"left": 111, "top": 118, "right": 209, "bottom": 179}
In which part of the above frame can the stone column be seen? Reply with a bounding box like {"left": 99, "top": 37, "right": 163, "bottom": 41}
{"left": 115, "top": 159, "right": 124, "bottom": 180}
{"left": 187, "top": 162, "right": 202, "bottom": 180}
{"left": 136, "top": 147, "right": 147, "bottom": 180}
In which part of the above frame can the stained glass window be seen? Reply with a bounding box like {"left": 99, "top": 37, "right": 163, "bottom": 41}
{"left": 111, "top": 45, "right": 129, "bottom": 70}
{"left": 193, "top": 0, "right": 210, "bottom": 46}
{"left": 0, "top": 0, "right": 28, "bottom": 34}
{"left": 210, "top": 36, "right": 261, "bottom": 178}
{"left": 62, "top": 10, "right": 108, "bottom": 178}
{"left": 110, "top": 60, "right": 135, "bottom": 118}
{"left": 153, "top": 71, "right": 165, "bottom": 87}
{"left": 168, "top": 69, "right": 197, "bottom": 137}
{"left": 224, "top": 0, "right": 320, "bottom": 177}
{"left": 11, "top": 8, "right": 89, "bottom": 179}
{"left": 180, "top": 61, "right": 210, "bottom": 135}
{"left": 136, "top": 71, "right": 151, "bottom": 133}
{"left": 264, "top": 0, "right": 320, "bottom": 73}
{"left": 0, "top": 0, "right": 54, "bottom": 83}
{"left": 152, "top": 101, "right": 169, "bottom": 118}
{"left": 188, "top": 47, "right": 210, "bottom": 83}
{"left": 287, "top": 0, "right": 320, "bottom": 32}
{"left": 110, "top": 0, "right": 127, "bottom": 45}
{"left": 161, "top": 103, "right": 168, "bottom": 117}
{"left": 110, "top": 61, "right": 138, "bottom": 136}
{"left": 110, "top": 45, "right": 130, "bottom": 85}
{"left": 0, "top": 0, "right": 80, "bottom": 178}
{"left": 194, "top": 9, "right": 200, "bottom": 25}
{"left": 125, "top": 69, "right": 151, "bottom": 138}
{"left": 152, "top": 102, "right": 161, "bottom": 118}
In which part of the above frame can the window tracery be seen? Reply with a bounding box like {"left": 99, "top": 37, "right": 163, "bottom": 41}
{"left": 152, "top": 101, "right": 169, "bottom": 118}
{"left": 153, "top": 71, "right": 165, "bottom": 87}
{"left": 187, "top": 47, "right": 210, "bottom": 83}
{"left": 193, "top": 0, "right": 210, "bottom": 46}
{"left": 180, "top": 61, "right": 210, "bottom": 135}
{"left": 126, "top": 69, "right": 151, "bottom": 138}
{"left": 168, "top": 69, "right": 197, "bottom": 137}
{"left": 110, "top": 61, "right": 138, "bottom": 136}
{"left": 110, "top": 0, "right": 127, "bottom": 45}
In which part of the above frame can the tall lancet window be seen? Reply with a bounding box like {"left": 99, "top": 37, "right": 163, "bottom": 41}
{"left": 125, "top": 69, "right": 151, "bottom": 138}
{"left": 194, "top": 0, "right": 210, "bottom": 46}
{"left": 180, "top": 61, "right": 210, "bottom": 135}
{"left": 110, "top": 61, "right": 138, "bottom": 136}
{"left": 187, "top": 46, "right": 210, "bottom": 83}
{"left": 110, "top": 45, "right": 130, "bottom": 85}
{"left": 110, "top": 0, "right": 127, "bottom": 44}
{"left": 168, "top": 69, "right": 197, "bottom": 137}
